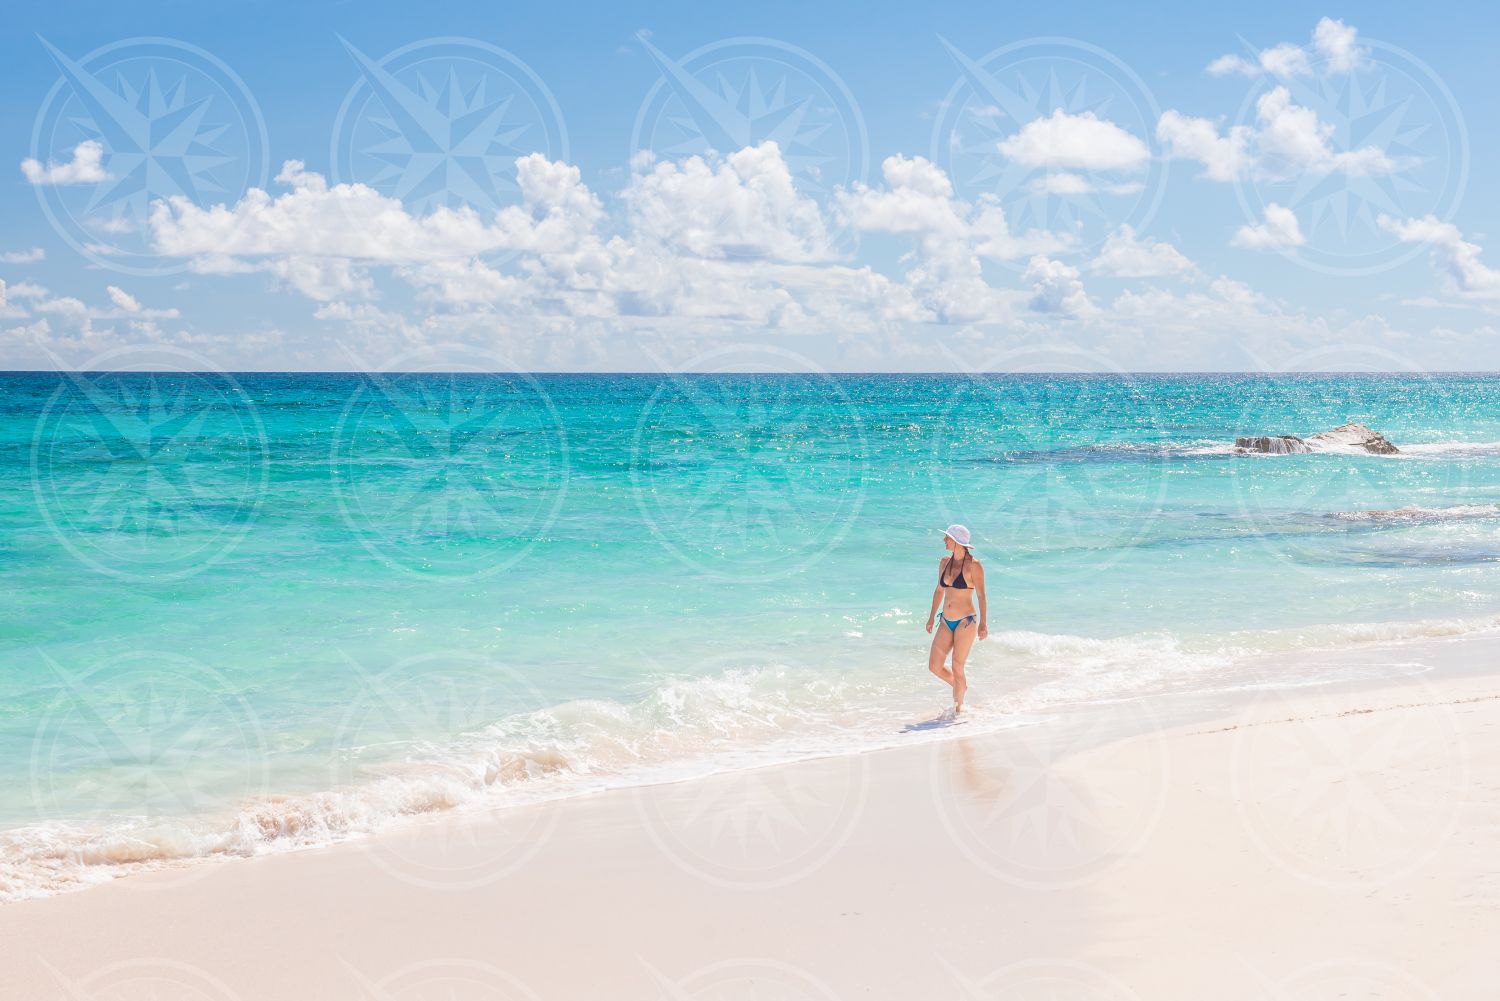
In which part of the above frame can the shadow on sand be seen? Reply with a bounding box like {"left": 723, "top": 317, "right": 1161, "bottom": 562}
{"left": 900, "top": 712, "right": 968, "bottom": 733}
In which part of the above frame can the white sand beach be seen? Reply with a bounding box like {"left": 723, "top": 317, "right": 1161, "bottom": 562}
{"left": 2, "top": 633, "right": 1497, "bottom": 1000}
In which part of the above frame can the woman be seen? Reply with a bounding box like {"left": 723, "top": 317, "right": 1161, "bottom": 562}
{"left": 925, "top": 524, "right": 987, "bottom": 715}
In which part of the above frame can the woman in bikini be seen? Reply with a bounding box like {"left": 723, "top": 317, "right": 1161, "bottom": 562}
{"left": 925, "top": 524, "right": 987, "bottom": 715}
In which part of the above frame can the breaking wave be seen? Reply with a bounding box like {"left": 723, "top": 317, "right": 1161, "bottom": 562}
{"left": 5, "top": 611, "right": 1500, "bottom": 903}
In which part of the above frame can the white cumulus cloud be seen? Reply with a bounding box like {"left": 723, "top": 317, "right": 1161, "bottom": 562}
{"left": 55, "top": 138, "right": 1393, "bottom": 367}
{"left": 1090, "top": 226, "right": 1197, "bottom": 278}
{"left": 1259, "top": 42, "right": 1313, "bottom": 77}
{"left": 1313, "top": 17, "right": 1365, "bottom": 73}
{"left": 1254, "top": 86, "right": 1391, "bottom": 176}
{"left": 1205, "top": 54, "right": 1259, "bottom": 78}
{"left": 1206, "top": 17, "right": 1366, "bottom": 77}
{"left": 1024, "top": 255, "right": 1093, "bottom": 316}
{"left": 1232, "top": 203, "right": 1306, "bottom": 249}
{"left": 1030, "top": 173, "right": 1093, "bottom": 195}
{"left": 1380, "top": 215, "right": 1500, "bottom": 300}
{"left": 1155, "top": 112, "right": 1253, "bottom": 182}
{"left": 105, "top": 286, "right": 140, "bottom": 313}
{"left": 838, "top": 154, "right": 1068, "bottom": 323}
{"left": 150, "top": 157, "right": 601, "bottom": 263}
{"left": 1158, "top": 86, "right": 1391, "bottom": 182}
{"left": 0, "top": 279, "right": 181, "bottom": 359}
{"left": 623, "top": 143, "right": 831, "bottom": 261}
{"left": 21, "top": 140, "right": 110, "bottom": 185}
{"left": 998, "top": 110, "right": 1150, "bottom": 172}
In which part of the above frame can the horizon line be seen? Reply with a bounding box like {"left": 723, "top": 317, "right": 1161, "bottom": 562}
{"left": 3, "top": 369, "right": 1500, "bottom": 377}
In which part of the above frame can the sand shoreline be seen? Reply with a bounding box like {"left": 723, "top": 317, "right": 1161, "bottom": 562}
{"left": 3, "top": 632, "right": 1499, "bottom": 999}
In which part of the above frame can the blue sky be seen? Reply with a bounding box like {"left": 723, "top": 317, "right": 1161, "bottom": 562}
{"left": 2, "top": 0, "right": 1498, "bottom": 371}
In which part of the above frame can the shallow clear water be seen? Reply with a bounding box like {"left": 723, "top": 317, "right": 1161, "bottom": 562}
{"left": 3, "top": 370, "right": 1500, "bottom": 898}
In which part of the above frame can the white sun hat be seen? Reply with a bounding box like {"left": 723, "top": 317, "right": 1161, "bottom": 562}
{"left": 942, "top": 524, "right": 973, "bottom": 548}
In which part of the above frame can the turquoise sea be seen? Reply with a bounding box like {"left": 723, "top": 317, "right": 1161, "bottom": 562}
{"left": 3, "top": 370, "right": 1500, "bottom": 899}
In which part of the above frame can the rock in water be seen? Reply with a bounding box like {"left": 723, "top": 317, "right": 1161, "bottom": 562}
{"left": 1235, "top": 423, "right": 1400, "bottom": 455}
{"left": 1305, "top": 423, "right": 1400, "bottom": 455}
{"left": 1235, "top": 434, "right": 1313, "bottom": 454}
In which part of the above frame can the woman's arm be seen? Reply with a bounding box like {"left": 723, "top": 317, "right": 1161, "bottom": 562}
{"left": 925, "top": 559, "right": 945, "bottom": 633}
{"left": 973, "top": 561, "right": 989, "bottom": 640}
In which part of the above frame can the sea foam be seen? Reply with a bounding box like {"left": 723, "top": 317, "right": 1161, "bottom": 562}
{"left": 5, "top": 611, "right": 1499, "bottom": 902}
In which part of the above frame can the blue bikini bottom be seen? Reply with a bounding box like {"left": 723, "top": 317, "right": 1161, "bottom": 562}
{"left": 940, "top": 614, "right": 977, "bottom": 632}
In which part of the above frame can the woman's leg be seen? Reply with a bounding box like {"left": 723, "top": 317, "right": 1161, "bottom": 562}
{"left": 949, "top": 619, "right": 978, "bottom": 711}
{"left": 928, "top": 621, "right": 955, "bottom": 691}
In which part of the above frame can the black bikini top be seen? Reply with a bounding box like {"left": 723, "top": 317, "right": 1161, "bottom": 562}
{"left": 940, "top": 552, "right": 971, "bottom": 589}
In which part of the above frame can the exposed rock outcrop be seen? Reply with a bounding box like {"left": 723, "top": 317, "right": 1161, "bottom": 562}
{"left": 1234, "top": 434, "right": 1312, "bottom": 454}
{"left": 1235, "top": 423, "right": 1399, "bottom": 455}
{"left": 1306, "top": 423, "right": 1400, "bottom": 454}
